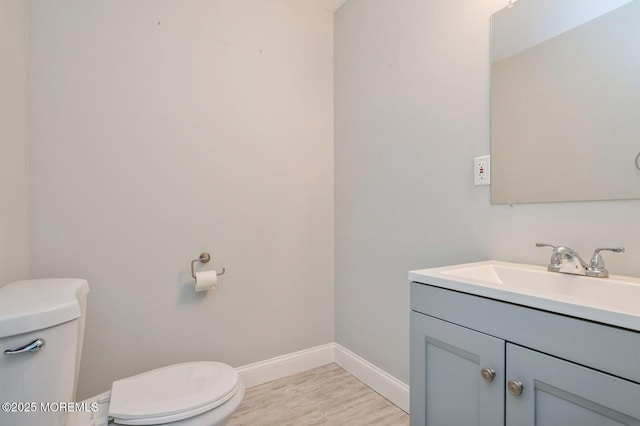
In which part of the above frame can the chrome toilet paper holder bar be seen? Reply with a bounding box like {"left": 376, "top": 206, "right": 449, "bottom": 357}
{"left": 191, "top": 252, "right": 226, "bottom": 279}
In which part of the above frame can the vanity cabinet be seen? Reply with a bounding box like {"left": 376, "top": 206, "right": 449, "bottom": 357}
{"left": 506, "top": 343, "right": 640, "bottom": 425}
{"left": 410, "top": 312, "right": 504, "bottom": 425}
{"left": 410, "top": 282, "right": 640, "bottom": 426}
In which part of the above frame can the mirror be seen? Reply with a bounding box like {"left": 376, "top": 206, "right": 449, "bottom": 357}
{"left": 490, "top": 0, "right": 640, "bottom": 204}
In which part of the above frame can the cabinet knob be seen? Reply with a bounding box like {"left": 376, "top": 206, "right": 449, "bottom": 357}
{"left": 507, "top": 380, "right": 523, "bottom": 396}
{"left": 480, "top": 368, "right": 496, "bottom": 382}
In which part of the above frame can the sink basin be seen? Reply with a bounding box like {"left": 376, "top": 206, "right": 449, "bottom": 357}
{"left": 410, "top": 261, "right": 640, "bottom": 331}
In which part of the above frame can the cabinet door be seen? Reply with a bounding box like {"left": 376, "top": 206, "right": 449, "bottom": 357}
{"left": 410, "top": 312, "right": 505, "bottom": 426}
{"left": 506, "top": 343, "right": 640, "bottom": 426}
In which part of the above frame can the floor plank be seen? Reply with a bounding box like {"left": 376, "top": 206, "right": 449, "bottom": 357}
{"left": 228, "top": 363, "right": 409, "bottom": 426}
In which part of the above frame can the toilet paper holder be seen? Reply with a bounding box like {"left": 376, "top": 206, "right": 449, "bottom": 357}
{"left": 191, "top": 252, "right": 226, "bottom": 279}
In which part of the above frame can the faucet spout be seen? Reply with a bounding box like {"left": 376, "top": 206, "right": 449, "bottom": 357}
{"left": 536, "top": 243, "right": 588, "bottom": 275}
{"left": 552, "top": 246, "right": 589, "bottom": 275}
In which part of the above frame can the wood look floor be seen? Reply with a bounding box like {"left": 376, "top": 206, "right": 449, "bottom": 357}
{"left": 228, "top": 363, "right": 409, "bottom": 426}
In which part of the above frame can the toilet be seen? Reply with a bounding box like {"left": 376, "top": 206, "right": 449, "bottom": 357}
{"left": 0, "top": 279, "right": 244, "bottom": 426}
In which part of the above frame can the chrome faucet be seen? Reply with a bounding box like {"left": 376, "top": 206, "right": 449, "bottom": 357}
{"left": 536, "top": 243, "right": 589, "bottom": 275}
{"left": 536, "top": 243, "right": 625, "bottom": 278}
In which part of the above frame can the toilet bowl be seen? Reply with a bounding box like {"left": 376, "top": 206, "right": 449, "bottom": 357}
{"left": 0, "top": 279, "right": 244, "bottom": 426}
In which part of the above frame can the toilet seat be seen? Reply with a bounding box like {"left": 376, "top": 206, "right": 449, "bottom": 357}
{"left": 109, "top": 362, "right": 239, "bottom": 425}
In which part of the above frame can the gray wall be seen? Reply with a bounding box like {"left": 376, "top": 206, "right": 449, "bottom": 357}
{"left": 29, "top": 0, "right": 335, "bottom": 399}
{"left": 12, "top": 0, "right": 640, "bottom": 399}
{"left": 335, "top": 0, "right": 640, "bottom": 386}
{"left": 0, "top": 0, "right": 30, "bottom": 286}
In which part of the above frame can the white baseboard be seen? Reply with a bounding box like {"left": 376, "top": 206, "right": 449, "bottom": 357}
{"left": 333, "top": 343, "right": 409, "bottom": 413}
{"left": 236, "top": 343, "right": 335, "bottom": 388}
{"left": 235, "top": 342, "right": 409, "bottom": 414}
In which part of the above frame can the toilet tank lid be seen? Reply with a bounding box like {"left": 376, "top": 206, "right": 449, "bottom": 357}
{"left": 0, "top": 279, "right": 89, "bottom": 339}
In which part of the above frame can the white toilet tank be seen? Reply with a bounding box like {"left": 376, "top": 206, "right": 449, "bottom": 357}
{"left": 0, "top": 279, "right": 89, "bottom": 426}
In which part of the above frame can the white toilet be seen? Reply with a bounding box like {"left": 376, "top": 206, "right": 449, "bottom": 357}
{"left": 0, "top": 279, "right": 244, "bottom": 426}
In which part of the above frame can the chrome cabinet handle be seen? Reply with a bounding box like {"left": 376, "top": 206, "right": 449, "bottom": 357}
{"left": 4, "top": 339, "right": 46, "bottom": 355}
{"left": 508, "top": 380, "right": 523, "bottom": 396}
{"left": 480, "top": 368, "right": 496, "bottom": 382}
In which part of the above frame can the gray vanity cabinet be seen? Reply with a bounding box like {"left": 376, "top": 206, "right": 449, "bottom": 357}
{"left": 506, "top": 344, "right": 640, "bottom": 426}
{"left": 410, "top": 282, "right": 640, "bottom": 426}
{"left": 410, "top": 312, "right": 505, "bottom": 426}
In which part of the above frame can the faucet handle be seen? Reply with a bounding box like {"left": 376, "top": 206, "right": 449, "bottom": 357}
{"left": 536, "top": 243, "right": 562, "bottom": 272}
{"left": 587, "top": 247, "right": 625, "bottom": 278}
{"left": 536, "top": 242, "right": 557, "bottom": 250}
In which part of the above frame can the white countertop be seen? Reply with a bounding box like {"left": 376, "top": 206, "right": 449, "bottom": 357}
{"left": 410, "top": 260, "right": 640, "bottom": 332}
